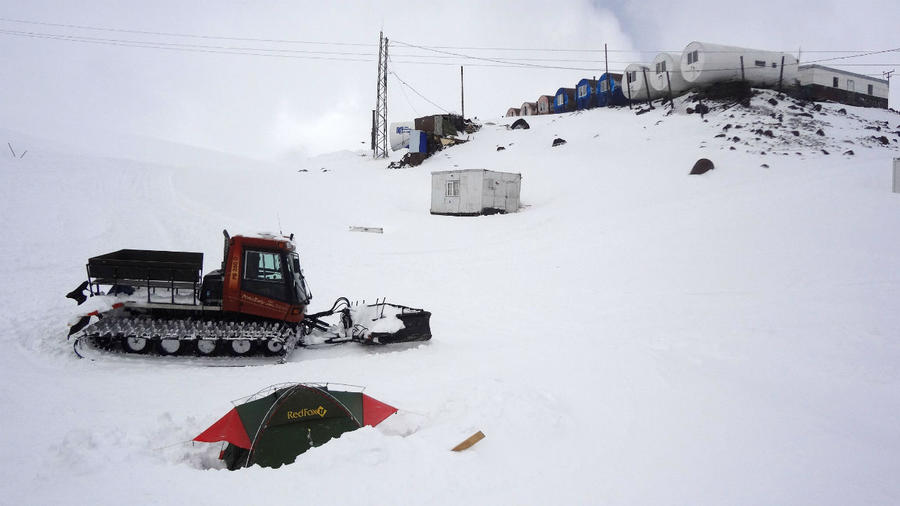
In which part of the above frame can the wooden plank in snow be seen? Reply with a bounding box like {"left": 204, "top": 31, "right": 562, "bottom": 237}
{"left": 451, "top": 431, "right": 485, "bottom": 452}
{"left": 348, "top": 226, "right": 384, "bottom": 234}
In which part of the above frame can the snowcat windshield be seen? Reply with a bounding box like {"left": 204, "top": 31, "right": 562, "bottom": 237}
{"left": 288, "top": 252, "right": 311, "bottom": 304}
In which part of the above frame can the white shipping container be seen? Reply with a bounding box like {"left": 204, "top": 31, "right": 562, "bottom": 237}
{"left": 648, "top": 52, "right": 691, "bottom": 96}
{"left": 680, "top": 41, "right": 799, "bottom": 88}
{"left": 389, "top": 122, "right": 414, "bottom": 151}
{"left": 430, "top": 169, "right": 521, "bottom": 216}
{"left": 623, "top": 63, "right": 665, "bottom": 101}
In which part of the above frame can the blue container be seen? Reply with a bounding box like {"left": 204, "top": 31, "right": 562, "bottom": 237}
{"left": 575, "top": 79, "right": 598, "bottom": 110}
{"left": 596, "top": 73, "right": 628, "bottom": 107}
{"left": 553, "top": 88, "right": 576, "bottom": 113}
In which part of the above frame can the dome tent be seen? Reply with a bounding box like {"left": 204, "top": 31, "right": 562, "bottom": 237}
{"left": 194, "top": 383, "right": 398, "bottom": 470}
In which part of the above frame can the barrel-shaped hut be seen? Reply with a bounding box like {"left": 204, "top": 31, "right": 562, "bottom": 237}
{"left": 648, "top": 52, "right": 691, "bottom": 98}
{"left": 536, "top": 95, "right": 554, "bottom": 115}
{"left": 622, "top": 64, "right": 664, "bottom": 102}
{"left": 553, "top": 88, "right": 576, "bottom": 113}
{"left": 575, "top": 79, "right": 598, "bottom": 110}
{"left": 506, "top": 107, "right": 520, "bottom": 117}
{"left": 596, "top": 73, "right": 626, "bottom": 106}
{"left": 520, "top": 102, "right": 537, "bottom": 116}
{"left": 680, "top": 41, "right": 799, "bottom": 88}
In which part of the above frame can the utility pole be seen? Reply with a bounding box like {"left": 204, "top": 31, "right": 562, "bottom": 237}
{"left": 373, "top": 31, "right": 389, "bottom": 159}
{"left": 604, "top": 43, "right": 610, "bottom": 107}
{"left": 460, "top": 66, "right": 465, "bottom": 118}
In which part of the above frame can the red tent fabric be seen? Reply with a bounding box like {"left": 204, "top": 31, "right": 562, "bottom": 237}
{"left": 193, "top": 408, "right": 253, "bottom": 449}
{"left": 362, "top": 394, "right": 398, "bottom": 427}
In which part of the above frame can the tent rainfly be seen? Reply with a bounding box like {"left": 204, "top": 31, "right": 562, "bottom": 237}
{"left": 575, "top": 79, "right": 599, "bottom": 110}
{"left": 553, "top": 88, "right": 576, "bottom": 113}
{"left": 194, "top": 383, "right": 398, "bottom": 470}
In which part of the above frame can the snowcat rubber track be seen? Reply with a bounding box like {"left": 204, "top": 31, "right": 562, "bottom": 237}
{"left": 72, "top": 312, "right": 304, "bottom": 360}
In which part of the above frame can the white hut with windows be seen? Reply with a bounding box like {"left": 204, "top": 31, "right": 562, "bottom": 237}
{"left": 430, "top": 169, "right": 521, "bottom": 216}
{"left": 798, "top": 64, "right": 888, "bottom": 108}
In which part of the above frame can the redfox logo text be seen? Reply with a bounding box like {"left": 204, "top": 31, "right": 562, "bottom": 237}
{"left": 286, "top": 406, "right": 327, "bottom": 419}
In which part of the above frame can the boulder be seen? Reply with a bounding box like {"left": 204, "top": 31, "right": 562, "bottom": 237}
{"left": 690, "top": 158, "right": 715, "bottom": 175}
{"left": 510, "top": 118, "right": 530, "bottom": 130}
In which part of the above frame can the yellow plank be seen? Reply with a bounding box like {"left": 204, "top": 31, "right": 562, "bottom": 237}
{"left": 451, "top": 431, "right": 485, "bottom": 452}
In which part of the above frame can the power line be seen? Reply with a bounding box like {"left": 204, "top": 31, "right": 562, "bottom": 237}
{"left": 392, "top": 39, "right": 603, "bottom": 72}
{"left": 0, "top": 28, "right": 375, "bottom": 62}
{"left": 0, "top": 16, "right": 373, "bottom": 46}
{"left": 1, "top": 22, "right": 895, "bottom": 76}
{"left": 1, "top": 16, "right": 890, "bottom": 57}
{"left": 388, "top": 69, "right": 450, "bottom": 113}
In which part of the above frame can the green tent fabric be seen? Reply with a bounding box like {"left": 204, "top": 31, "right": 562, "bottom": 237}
{"left": 194, "top": 384, "right": 398, "bottom": 470}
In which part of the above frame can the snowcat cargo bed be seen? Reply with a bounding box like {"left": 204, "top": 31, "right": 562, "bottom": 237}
{"left": 86, "top": 249, "right": 203, "bottom": 295}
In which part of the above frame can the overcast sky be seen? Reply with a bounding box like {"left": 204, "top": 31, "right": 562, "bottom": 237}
{"left": 1, "top": 0, "right": 897, "bottom": 162}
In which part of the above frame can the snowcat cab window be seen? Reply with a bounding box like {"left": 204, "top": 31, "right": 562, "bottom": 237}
{"left": 242, "top": 250, "right": 288, "bottom": 302}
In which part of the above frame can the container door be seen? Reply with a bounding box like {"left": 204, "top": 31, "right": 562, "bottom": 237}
{"left": 505, "top": 180, "right": 519, "bottom": 213}
{"left": 492, "top": 179, "right": 505, "bottom": 210}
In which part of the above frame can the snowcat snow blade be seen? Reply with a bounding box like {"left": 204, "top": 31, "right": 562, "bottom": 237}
{"left": 369, "top": 307, "right": 432, "bottom": 344}
{"left": 68, "top": 315, "right": 93, "bottom": 337}
{"left": 66, "top": 281, "right": 90, "bottom": 305}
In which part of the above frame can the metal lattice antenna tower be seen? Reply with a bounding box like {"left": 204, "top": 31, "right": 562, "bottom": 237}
{"left": 373, "top": 31, "right": 389, "bottom": 159}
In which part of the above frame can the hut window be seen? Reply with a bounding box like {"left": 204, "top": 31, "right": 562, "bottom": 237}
{"left": 687, "top": 50, "right": 698, "bottom": 65}
{"left": 556, "top": 94, "right": 564, "bottom": 106}
{"left": 445, "top": 180, "right": 459, "bottom": 197}
{"left": 655, "top": 61, "right": 666, "bottom": 73}
{"left": 847, "top": 79, "right": 855, "bottom": 92}
{"left": 868, "top": 84, "right": 874, "bottom": 95}
{"left": 600, "top": 80, "right": 609, "bottom": 92}
{"left": 754, "top": 60, "right": 765, "bottom": 67}
{"left": 832, "top": 76, "right": 839, "bottom": 87}
{"left": 578, "top": 85, "right": 588, "bottom": 98}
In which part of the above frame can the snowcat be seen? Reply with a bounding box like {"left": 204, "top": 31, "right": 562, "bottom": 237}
{"left": 65, "top": 230, "right": 431, "bottom": 359}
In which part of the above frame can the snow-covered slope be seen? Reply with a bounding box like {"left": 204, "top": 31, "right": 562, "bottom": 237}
{"left": 1, "top": 92, "right": 899, "bottom": 505}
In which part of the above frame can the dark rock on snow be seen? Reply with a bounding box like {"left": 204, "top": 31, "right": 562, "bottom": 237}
{"left": 496, "top": 146, "right": 506, "bottom": 151}
{"left": 843, "top": 150, "right": 854, "bottom": 155}
{"left": 690, "top": 158, "right": 715, "bottom": 175}
{"left": 552, "top": 138, "right": 567, "bottom": 147}
{"left": 510, "top": 118, "right": 530, "bottom": 130}
{"left": 816, "top": 129, "right": 825, "bottom": 136}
